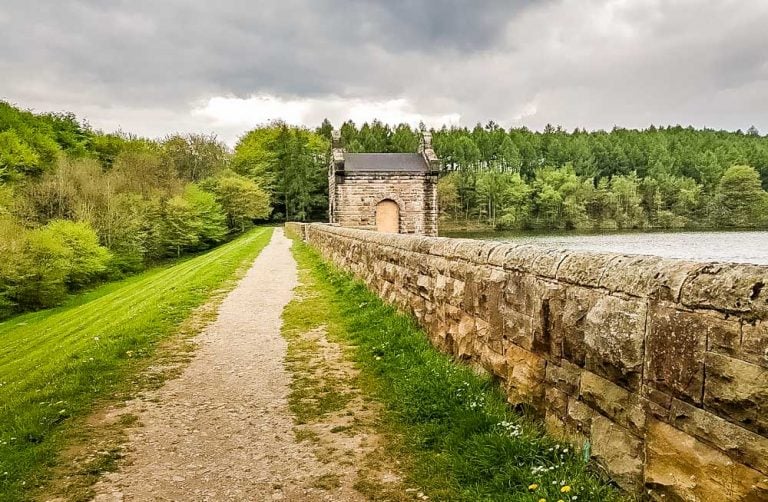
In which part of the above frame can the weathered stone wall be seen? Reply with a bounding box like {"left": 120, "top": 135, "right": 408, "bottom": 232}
{"left": 291, "top": 222, "right": 768, "bottom": 501}
{"left": 284, "top": 221, "right": 307, "bottom": 241}
{"left": 330, "top": 172, "right": 438, "bottom": 236}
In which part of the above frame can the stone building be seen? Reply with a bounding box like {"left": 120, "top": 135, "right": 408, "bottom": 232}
{"left": 328, "top": 130, "right": 439, "bottom": 236}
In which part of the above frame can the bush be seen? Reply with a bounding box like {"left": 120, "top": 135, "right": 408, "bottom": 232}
{"left": 716, "top": 165, "right": 768, "bottom": 227}
{"left": 14, "top": 224, "right": 71, "bottom": 309}
{"left": 0, "top": 217, "right": 28, "bottom": 317}
{"left": 158, "top": 185, "right": 228, "bottom": 257}
{"left": 202, "top": 171, "right": 271, "bottom": 231}
{"left": 41, "top": 220, "right": 112, "bottom": 288}
{"left": 0, "top": 219, "right": 111, "bottom": 315}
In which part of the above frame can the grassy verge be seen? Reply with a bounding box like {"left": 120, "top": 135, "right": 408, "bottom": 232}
{"left": 288, "top": 240, "right": 626, "bottom": 502}
{"left": 0, "top": 227, "right": 273, "bottom": 500}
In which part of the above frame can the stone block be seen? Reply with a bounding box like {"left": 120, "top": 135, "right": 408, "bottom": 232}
{"left": 669, "top": 398, "right": 768, "bottom": 474}
{"left": 706, "top": 314, "right": 745, "bottom": 359}
{"left": 583, "top": 295, "right": 647, "bottom": 390}
{"left": 478, "top": 268, "right": 506, "bottom": 339}
{"left": 479, "top": 344, "right": 507, "bottom": 379}
{"left": 545, "top": 386, "right": 568, "bottom": 419}
{"left": 600, "top": 254, "right": 701, "bottom": 302}
{"left": 566, "top": 397, "right": 595, "bottom": 434}
{"left": 530, "top": 248, "right": 571, "bottom": 278}
{"left": 741, "top": 320, "right": 768, "bottom": 368}
{"left": 454, "top": 312, "right": 476, "bottom": 360}
{"left": 415, "top": 274, "right": 434, "bottom": 299}
{"left": 642, "top": 386, "right": 673, "bottom": 420}
{"left": 450, "top": 240, "right": 500, "bottom": 264}
{"left": 545, "top": 359, "right": 581, "bottom": 395}
{"left": 502, "top": 272, "right": 541, "bottom": 317}
{"left": 580, "top": 370, "right": 646, "bottom": 436}
{"left": 505, "top": 344, "right": 547, "bottom": 408}
{"left": 590, "top": 416, "right": 643, "bottom": 491}
{"left": 501, "top": 309, "right": 536, "bottom": 351}
{"left": 548, "top": 286, "right": 598, "bottom": 367}
{"left": 645, "top": 419, "right": 768, "bottom": 501}
{"left": 544, "top": 387, "right": 568, "bottom": 438}
{"left": 503, "top": 244, "right": 541, "bottom": 272}
{"left": 556, "top": 251, "right": 618, "bottom": 287}
{"left": 703, "top": 352, "right": 768, "bottom": 435}
{"left": 681, "top": 263, "right": 768, "bottom": 317}
{"left": 487, "top": 243, "right": 520, "bottom": 267}
{"left": 646, "top": 304, "right": 736, "bottom": 404}
{"left": 462, "top": 270, "right": 480, "bottom": 313}
{"left": 476, "top": 317, "right": 502, "bottom": 354}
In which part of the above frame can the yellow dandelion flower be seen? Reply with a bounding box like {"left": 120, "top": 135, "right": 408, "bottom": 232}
{"left": 528, "top": 483, "right": 539, "bottom": 491}
{"left": 560, "top": 485, "right": 572, "bottom": 493}
{"left": 538, "top": 499, "right": 547, "bottom": 502}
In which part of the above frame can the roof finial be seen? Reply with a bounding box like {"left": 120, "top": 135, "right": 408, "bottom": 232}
{"left": 420, "top": 131, "right": 439, "bottom": 172}
{"left": 331, "top": 129, "right": 342, "bottom": 149}
{"left": 331, "top": 129, "right": 345, "bottom": 170}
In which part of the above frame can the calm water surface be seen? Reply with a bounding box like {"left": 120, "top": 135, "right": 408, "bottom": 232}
{"left": 441, "top": 230, "right": 768, "bottom": 265}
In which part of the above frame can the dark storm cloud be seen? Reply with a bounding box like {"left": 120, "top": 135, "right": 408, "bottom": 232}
{"left": 1, "top": 0, "right": 767, "bottom": 142}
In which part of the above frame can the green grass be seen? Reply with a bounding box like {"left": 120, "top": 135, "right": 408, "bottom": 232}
{"left": 287, "top": 240, "right": 627, "bottom": 502}
{"left": 0, "top": 227, "right": 273, "bottom": 500}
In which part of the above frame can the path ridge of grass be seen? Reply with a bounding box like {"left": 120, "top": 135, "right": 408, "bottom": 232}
{"left": 288, "top": 239, "right": 627, "bottom": 502}
{"left": 0, "top": 227, "right": 273, "bottom": 501}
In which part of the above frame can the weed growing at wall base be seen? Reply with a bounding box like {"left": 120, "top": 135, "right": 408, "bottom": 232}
{"left": 289, "top": 240, "right": 627, "bottom": 502}
{"left": 0, "top": 227, "right": 273, "bottom": 501}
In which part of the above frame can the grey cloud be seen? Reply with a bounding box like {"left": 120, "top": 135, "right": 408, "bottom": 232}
{"left": 0, "top": 0, "right": 767, "bottom": 138}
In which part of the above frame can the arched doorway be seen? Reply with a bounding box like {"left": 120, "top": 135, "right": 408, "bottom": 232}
{"left": 375, "top": 199, "right": 400, "bottom": 233}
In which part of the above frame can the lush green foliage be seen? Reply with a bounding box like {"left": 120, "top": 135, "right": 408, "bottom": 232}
{"left": 328, "top": 120, "right": 768, "bottom": 230}
{"left": 286, "top": 240, "right": 625, "bottom": 501}
{"left": 0, "top": 219, "right": 112, "bottom": 314}
{"left": 232, "top": 122, "right": 329, "bottom": 221}
{"left": 0, "top": 101, "right": 271, "bottom": 318}
{"left": 0, "top": 227, "right": 272, "bottom": 500}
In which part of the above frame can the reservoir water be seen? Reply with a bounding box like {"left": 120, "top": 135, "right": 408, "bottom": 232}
{"left": 441, "top": 230, "right": 768, "bottom": 265}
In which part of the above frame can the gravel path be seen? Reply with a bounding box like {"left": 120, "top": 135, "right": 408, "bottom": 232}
{"left": 91, "top": 229, "right": 359, "bottom": 501}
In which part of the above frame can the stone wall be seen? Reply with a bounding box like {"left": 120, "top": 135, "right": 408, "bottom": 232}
{"left": 330, "top": 172, "right": 438, "bottom": 236}
{"left": 290, "top": 222, "right": 768, "bottom": 501}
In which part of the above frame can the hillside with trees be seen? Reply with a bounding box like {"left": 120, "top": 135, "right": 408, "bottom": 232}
{"left": 323, "top": 120, "right": 768, "bottom": 231}
{"left": 0, "top": 101, "right": 270, "bottom": 318}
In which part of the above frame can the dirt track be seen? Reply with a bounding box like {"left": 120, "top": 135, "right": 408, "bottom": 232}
{"left": 90, "top": 229, "right": 364, "bottom": 501}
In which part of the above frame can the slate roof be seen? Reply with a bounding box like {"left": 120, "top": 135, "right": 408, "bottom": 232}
{"left": 344, "top": 153, "right": 428, "bottom": 172}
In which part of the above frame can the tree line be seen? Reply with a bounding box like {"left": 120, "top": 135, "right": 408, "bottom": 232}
{"left": 0, "top": 101, "right": 270, "bottom": 318}
{"left": 314, "top": 119, "right": 768, "bottom": 230}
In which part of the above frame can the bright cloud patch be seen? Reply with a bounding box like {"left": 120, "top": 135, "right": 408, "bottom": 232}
{"left": 192, "top": 95, "right": 461, "bottom": 144}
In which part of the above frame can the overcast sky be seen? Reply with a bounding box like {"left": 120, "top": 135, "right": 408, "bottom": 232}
{"left": 1, "top": 0, "right": 767, "bottom": 145}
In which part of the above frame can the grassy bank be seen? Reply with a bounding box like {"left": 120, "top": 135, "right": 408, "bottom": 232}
{"left": 287, "top": 240, "right": 625, "bottom": 502}
{"left": 0, "top": 227, "right": 273, "bottom": 500}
